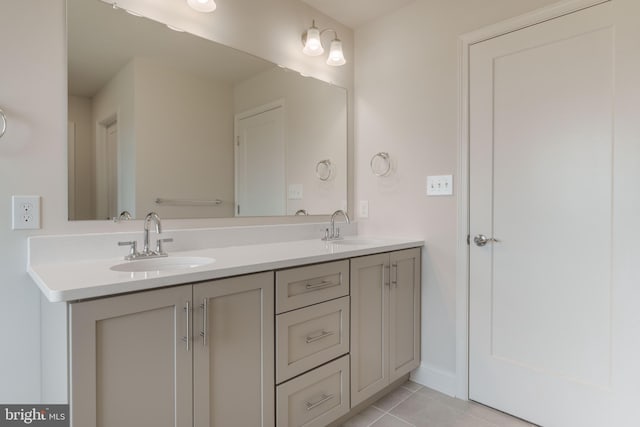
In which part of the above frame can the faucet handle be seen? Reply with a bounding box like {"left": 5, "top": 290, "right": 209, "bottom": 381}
{"left": 118, "top": 241, "right": 139, "bottom": 260}
{"left": 155, "top": 238, "right": 173, "bottom": 256}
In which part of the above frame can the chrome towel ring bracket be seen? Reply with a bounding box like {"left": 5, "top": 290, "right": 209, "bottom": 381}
{"left": 315, "top": 159, "right": 333, "bottom": 181}
{"left": 0, "top": 108, "right": 6, "bottom": 138}
{"left": 370, "top": 152, "right": 391, "bottom": 177}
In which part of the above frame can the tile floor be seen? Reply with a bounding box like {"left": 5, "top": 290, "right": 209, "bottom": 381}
{"left": 340, "top": 381, "right": 537, "bottom": 427}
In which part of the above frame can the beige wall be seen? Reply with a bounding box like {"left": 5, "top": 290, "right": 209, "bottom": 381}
{"left": 354, "top": 0, "right": 560, "bottom": 390}
{"left": 134, "top": 58, "right": 235, "bottom": 218}
{"left": 0, "top": 0, "right": 66, "bottom": 402}
{"left": 0, "top": 0, "right": 352, "bottom": 402}
{"left": 67, "top": 95, "right": 94, "bottom": 220}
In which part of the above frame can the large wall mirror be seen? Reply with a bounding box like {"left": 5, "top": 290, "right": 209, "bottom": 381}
{"left": 67, "top": 0, "right": 347, "bottom": 220}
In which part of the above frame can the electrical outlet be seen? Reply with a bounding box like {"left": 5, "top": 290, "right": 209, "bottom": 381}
{"left": 12, "top": 196, "right": 41, "bottom": 230}
{"left": 426, "top": 175, "right": 454, "bottom": 196}
{"left": 359, "top": 200, "right": 369, "bottom": 218}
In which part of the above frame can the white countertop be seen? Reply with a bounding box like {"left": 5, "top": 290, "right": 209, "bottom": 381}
{"left": 29, "top": 237, "right": 423, "bottom": 303}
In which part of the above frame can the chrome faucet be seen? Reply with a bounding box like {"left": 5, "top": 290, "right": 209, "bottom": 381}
{"left": 143, "top": 212, "right": 162, "bottom": 255}
{"left": 118, "top": 212, "right": 172, "bottom": 260}
{"left": 323, "top": 209, "right": 350, "bottom": 241}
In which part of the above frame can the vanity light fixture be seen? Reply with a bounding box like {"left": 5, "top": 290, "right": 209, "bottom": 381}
{"left": 187, "top": 0, "right": 217, "bottom": 13}
{"left": 301, "top": 20, "right": 346, "bottom": 66}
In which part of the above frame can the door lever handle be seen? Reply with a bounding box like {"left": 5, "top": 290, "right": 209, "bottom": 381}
{"left": 474, "top": 234, "right": 500, "bottom": 247}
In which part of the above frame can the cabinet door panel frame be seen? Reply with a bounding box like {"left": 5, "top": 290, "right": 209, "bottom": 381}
{"left": 389, "top": 248, "right": 421, "bottom": 382}
{"left": 350, "top": 253, "right": 390, "bottom": 407}
{"left": 350, "top": 249, "right": 421, "bottom": 407}
{"left": 193, "top": 272, "right": 275, "bottom": 427}
{"left": 69, "top": 285, "right": 193, "bottom": 427}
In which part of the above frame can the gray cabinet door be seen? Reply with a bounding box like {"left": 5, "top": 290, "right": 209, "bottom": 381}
{"left": 350, "top": 249, "right": 422, "bottom": 407}
{"left": 350, "top": 253, "right": 390, "bottom": 407}
{"left": 193, "top": 272, "right": 275, "bottom": 427}
{"left": 389, "top": 248, "right": 421, "bottom": 382}
{"left": 69, "top": 285, "right": 193, "bottom": 427}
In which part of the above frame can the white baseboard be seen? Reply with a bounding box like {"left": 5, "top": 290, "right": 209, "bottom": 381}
{"left": 410, "top": 362, "right": 457, "bottom": 397}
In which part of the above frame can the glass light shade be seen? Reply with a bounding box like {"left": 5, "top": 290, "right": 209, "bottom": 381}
{"left": 303, "top": 27, "right": 324, "bottom": 56}
{"left": 187, "top": 0, "right": 217, "bottom": 13}
{"left": 326, "top": 39, "right": 346, "bottom": 66}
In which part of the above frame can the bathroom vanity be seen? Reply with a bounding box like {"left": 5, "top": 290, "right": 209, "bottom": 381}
{"left": 29, "top": 228, "right": 422, "bottom": 427}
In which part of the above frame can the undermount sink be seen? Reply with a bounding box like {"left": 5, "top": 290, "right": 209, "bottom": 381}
{"left": 110, "top": 256, "right": 215, "bottom": 273}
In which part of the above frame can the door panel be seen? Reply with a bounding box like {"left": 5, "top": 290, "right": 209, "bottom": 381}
{"left": 350, "top": 253, "right": 389, "bottom": 407}
{"left": 235, "top": 105, "right": 285, "bottom": 216}
{"left": 469, "top": 3, "right": 614, "bottom": 426}
{"left": 389, "top": 248, "right": 421, "bottom": 382}
{"left": 193, "top": 272, "right": 275, "bottom": 427}
{"left": 70, "top": 285, "right": 193, "bottom": 427}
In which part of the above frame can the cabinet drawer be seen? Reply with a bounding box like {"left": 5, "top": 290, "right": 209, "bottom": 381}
{"left": 276, "top": 355, "right": 350, "bottom": 427}
{"left": 276, "top": 260, "right": 349, "bottom": 313}
{"left": 276, "top": 297, "right": 349, "bottom": 383}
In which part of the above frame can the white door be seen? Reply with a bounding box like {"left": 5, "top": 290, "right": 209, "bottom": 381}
{"left": 68, "top": 121, "right": 77, "bottom": 220}
{"left": 96, "top": 119, "right": 118, "bottom": 220}
{"left": 235, "top": 103, "right": 286, "bottom": 216}
{"left": 106, "top": 122, "right": 118, "bottom": 219}
{"left": 469, "top": 3, "right": 615, "bottom": 426}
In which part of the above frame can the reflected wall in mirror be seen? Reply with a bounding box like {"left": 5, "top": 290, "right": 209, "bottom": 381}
{"left": 67, "top": 0, "right": 347, "bottom": 220}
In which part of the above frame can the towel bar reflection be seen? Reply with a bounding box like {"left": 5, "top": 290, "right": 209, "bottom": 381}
{"left": 0, "top": 108, "right": 6, "bottom": 138}
{"left": 155, "top": 198, "right": 222, "bottom": 206}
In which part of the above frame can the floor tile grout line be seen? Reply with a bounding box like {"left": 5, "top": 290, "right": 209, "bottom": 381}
{"left": 367, "top": 383, "right": 416, "bottom": 426}
{"left": 369, "top": 384, "right": 420, "bottom": 426}
{"left": 365, "top": 410, "right": 388, "bottom": 427}
{"left": 357, "top": 385, "right": 532, "bottom": 427}
{"left": 386, "top": 411, "right": 416, "bottom": 427}
{"left": 371, "top": 388, "right": 414, "bottom": 414}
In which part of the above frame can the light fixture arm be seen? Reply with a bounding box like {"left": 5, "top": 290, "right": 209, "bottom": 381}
{"left": 320, "top": 28, "right": 339, "bottom": 41}
{"left": 301, "top": 21, "right": 341, "bottom": 47}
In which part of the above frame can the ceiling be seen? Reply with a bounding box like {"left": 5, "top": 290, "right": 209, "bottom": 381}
{"left": 300, "top": 0, "right": 416, "bottom": 28}
{"left": 68, "top": 0, "right": 273, "bottom": 97}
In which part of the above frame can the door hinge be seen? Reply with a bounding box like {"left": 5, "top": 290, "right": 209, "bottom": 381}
{"left": 237, "top": 205, "right": 240, "bottom": 215}
{"left": 236, "top": 136, "right": 240, "bottom": 146}
{"left": 467, "top": 234, "right": 470, "bottom": 245}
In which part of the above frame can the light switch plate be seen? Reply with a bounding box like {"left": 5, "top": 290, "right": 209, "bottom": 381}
{"left": 12, "top": 195, "right": 41, "bottom": 230}
{"left": 287, "top": 184, "right": 303, "bottom": 200}
{"left": 426, "top": 175, "right": 453, "bottom": 196}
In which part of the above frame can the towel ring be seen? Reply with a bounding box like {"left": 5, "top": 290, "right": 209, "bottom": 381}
{"left": 370, "top": 152, "right": 391, "bottom": 176}
{"left": 315, "top": 159, "right": 333, "bottom": 181}
{"left": 0, "top": 108, "right": 6, "bottom": 138}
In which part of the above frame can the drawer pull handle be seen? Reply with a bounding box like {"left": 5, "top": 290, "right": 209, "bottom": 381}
{"left": 305, "top": 330, "right": 335, "bottom": 344}
{"left": 305, "top": 280, "right": 337, "bottom": 290}
{"left": 391, "top": 263, "right": 398, "bottom": 287}
{"left": 305, "top": 393, "right": 334, "bottom": 411}
{"left": 182, "top": 301, "right": 191, "bottom": 352}
{"left": 200, "top": 298, "right": 208, "bottom": 347}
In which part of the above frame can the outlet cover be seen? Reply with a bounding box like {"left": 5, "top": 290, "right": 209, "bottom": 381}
{"left": 426, "top": 175, "right": 454, "bottom": 196}
{"left": 12, "top": 195, "right": 41, "bottom": 230}
{"left": 358, "top": 200, "right": 369, "bottom": 218}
